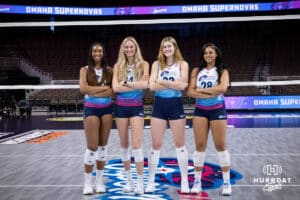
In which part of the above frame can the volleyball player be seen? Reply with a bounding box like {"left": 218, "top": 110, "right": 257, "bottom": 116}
{"left": 145, "top": 36, "right": 190, "bottom": 194}
{"left": 186, "top": 43, "right": 231, "bottom": 196}
{"left": 79, "top": 42, "right": 113, "bottom": 195}
{"left": 112, "top": 36, "right": 149, "bottom": 195}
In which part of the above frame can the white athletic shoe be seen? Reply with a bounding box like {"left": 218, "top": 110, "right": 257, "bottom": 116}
{"left": 95, "top": 184, "right": 106, "bottom": 193}
{"left": 222, "top": 183, "right": 232, "bottom": 196}
{"left": 82, "top": 184, "right": 93, "bottom": 195}
{"left": 181, "top": 181, "right": 190, "bottom": 193}
{"left": 122, "top": 180, "right": 134, "bottom": 193}
{"left": 145, "top": 182, "right": 155, "bottom": 193}
{"left": 191, "top": 181, "right": 202, "bottom": 193}
{"left": 134, "top": 181, "right": 144, "bottom": 195}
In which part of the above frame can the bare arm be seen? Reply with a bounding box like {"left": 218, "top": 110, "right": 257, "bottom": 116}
{"left": 93, "top": 88, "right": 114, "bottom": 97}
{"left": 112, "top": 64, "right": 133, "bottom": 93}
{"left": 79, "top": 67, "right": 113, "bottom": 97}
{"left": 149, "top": 61, "right": 168, "bottom": 91}
{"left": 156, "top": 61, "right": 189, "bottom": 91}
{"left": 186, "top": 68, "right": 218, "bottom": 99}
{"left": 196, "top": 70, "right": 229, "bottom": 95}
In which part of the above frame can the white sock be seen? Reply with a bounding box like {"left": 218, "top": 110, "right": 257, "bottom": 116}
{"left": 148, "top": 149, "right": 160, "bottom": 183}
{"left": 223, "top": 171, "right": 230, "bottom": 184}
{"left": 176, "top": 146, "right": 189, "bottom": 183}
{"left": 194, "top": 170, "right": 202, "bottom": 183}
{"left": 126, "top": 170, "right": 132, "bottom": 181}
{"left": 137, "top": 174, "right": 143, "bottom": 183}
{"left": 96, "top": 169, "right": 104, "bottom": 185}
{"left": 84, "top": 172, "right": 92, "bottom": 185}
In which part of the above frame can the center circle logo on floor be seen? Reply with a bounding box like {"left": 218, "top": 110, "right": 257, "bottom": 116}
{"left": 94, "top": 158, "right": 243, "bottom": 199}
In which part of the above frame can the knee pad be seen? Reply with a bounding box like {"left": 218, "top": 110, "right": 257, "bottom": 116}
{"left": 84, "top": 149, "right": 96, "bottom": 165}
{"left": 218, "top": 150, "right": 230, "bottom": 167}
{"left": 176, "top": 146, "right": 188, "bottom": 162}
{"left": 149, "top": 149, "right": 160, "bottom": 165}
{"left": 132, "top": 148, "right": 144, "bottom": 163}
{"left": 120, "top": 148, "right": 131, "bottom": 162}
{"left": 96, "top": 145, "right": 107, "bottom": 161}
{"left": 193, "top": 151, "right": 205, "bottom": 167}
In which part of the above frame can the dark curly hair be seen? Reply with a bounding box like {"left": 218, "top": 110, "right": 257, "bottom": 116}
{"left": 198, "top": 43, "right": 229, "bottom": 83}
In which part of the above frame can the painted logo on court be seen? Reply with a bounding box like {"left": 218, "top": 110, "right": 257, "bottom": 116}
{"left": 93, "top": 158, "right": 242, "bottom": 199}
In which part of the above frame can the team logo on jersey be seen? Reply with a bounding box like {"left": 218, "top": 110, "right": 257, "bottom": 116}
{"left": 160, "top": 71, "right": 170, "bottom": 77}
{"left": 199, "top": 75, "right": 208, "bottom": 81}
{"left": 93, "top": 158, "right": 242, "bottom": 199}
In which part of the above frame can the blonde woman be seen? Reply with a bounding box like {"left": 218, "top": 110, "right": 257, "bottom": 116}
{"left": 145, "top": 36, "right": 190, "bottom": 193}
{"left": 112, "top": 36, "right": 149, "bottom": 195}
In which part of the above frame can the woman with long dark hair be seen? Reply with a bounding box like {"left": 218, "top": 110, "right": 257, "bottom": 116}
{"left": 186, "top": 43, "right": 231, "bottom": 196}
{"left": 79, "top": 42, "right": 113, "bottom": 195}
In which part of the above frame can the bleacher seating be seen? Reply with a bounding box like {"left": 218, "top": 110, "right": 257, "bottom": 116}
{"left": 1, "top": 20, "right": 300, "bottom": 112}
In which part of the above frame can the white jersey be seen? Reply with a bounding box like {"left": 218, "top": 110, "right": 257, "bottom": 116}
{"left": 94, "top": 68, "right": 103, "bottom": 83}
{"left": 195, "top": 67, "right": 225, "bottom": 108}
{"left": 126, "top": 65, "right": 135, "bottom": 82}
{"left": 154, "top": 62, "right": 182, "bottom": 98}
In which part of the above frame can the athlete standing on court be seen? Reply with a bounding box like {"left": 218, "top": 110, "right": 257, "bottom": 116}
{"left": 112, "top": 36, "right": 149, "bottom": 195}
{"left": 145, "top": 36, "right": 190, "bottom": 194}
{"left": 186, "top": 43, "right": 231, "bottom": 196}
{"left": 79, "top": 42, "right": 113, "bottom": 195}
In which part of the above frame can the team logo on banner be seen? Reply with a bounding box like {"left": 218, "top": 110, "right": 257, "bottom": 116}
{"left": 93, "top": 158, "right": 243, "bottom": 199}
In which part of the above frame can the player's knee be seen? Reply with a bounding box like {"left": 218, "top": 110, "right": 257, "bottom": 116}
{"left": 96, "top": 145, "right": 107, "bottom": 161}
{"left": 131, "top": 143, "right": 141, "bottom": 150}
{"left": 120, "top": 148, "right": 131, "bottom": 162}
{"left": 215, "top": 144, "right": 226, "bottom": 152}
{"left": 193, "top": 151, "right": 205, "bottom": 167}
{"left": 174, "top": 140, "right": 185, "bottom": 148}
{"left": 195, "top": 143, "right": 207, "bottom": 151}
{"left": 87, "top": 145, "right": 98, "bottom": 152}
{"left": 152, "top": 143, "right": 162, "bottom": 150}
{"left": 132, "top": 148, "right": 144, "bottom": 163}
{"left": 84, "top": 149, "right": 96, "bottom": 165}
{"left": 218, "top": 150, "right": 230, "bottom": 167}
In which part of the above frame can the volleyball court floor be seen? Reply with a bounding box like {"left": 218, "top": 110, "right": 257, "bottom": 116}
{"left": 0, "top": 112, "right": 299, "bottom": 200}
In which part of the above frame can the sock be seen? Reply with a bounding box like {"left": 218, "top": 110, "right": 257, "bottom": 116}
{"left": 223, "top": 171, "right": 230, "bottom": 184}
{"left": 137, "top": 174, "right": 143, "bottom": 183}
{"left": 96, "top": 169, "right": 104, "bottom": 185}
{"left": 176, "top": 146, "right": 188, "bottom": 183}
{"left": 126, "top": 170, "right": 132, "bottom": 181}
{"left": 194, "top": 170, "right": 202, "bottom": 183}
{"left": 148, "top": 149, "right": 160, "bottom": 183}
{"left": 84, "top": 172, "right": 92, "bottom": 185}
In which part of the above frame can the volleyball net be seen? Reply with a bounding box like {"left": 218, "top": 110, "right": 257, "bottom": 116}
{"left": 0, "top": 79, "right": 299, "bottom": 118}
